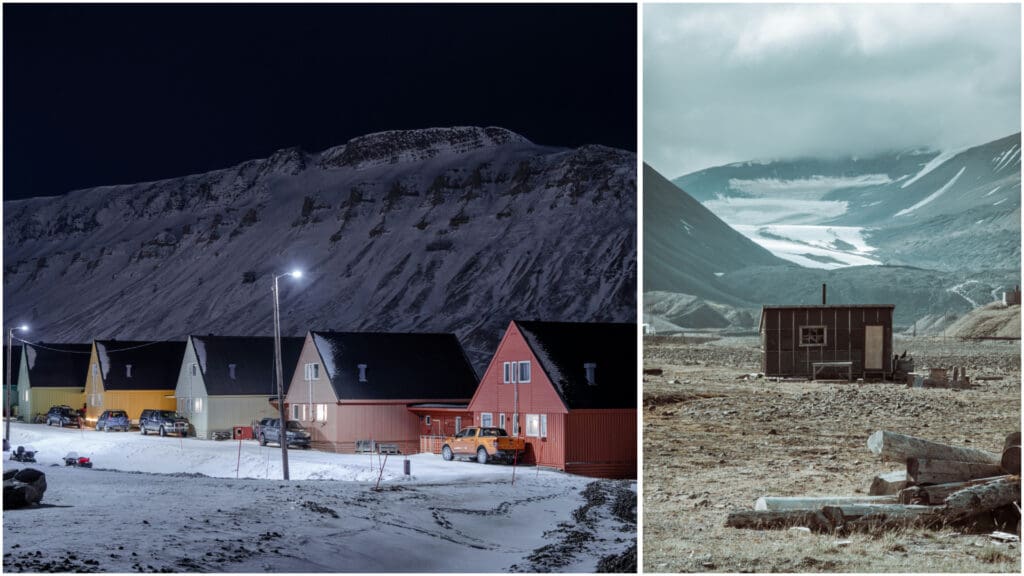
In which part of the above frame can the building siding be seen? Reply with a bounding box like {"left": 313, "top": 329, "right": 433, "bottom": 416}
{"left": 307, "top": 403, "right": 423, "bottom": 454}
{"left": 26, "top": 388, "right": 84, "bottom": 422}
{"left": 203, "top": 396, "right": 278, "bottom": 438}
{"left": 564, "top": 409, "right": 636, "bottom": 479}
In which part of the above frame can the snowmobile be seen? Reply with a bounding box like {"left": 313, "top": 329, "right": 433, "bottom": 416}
{"left": 9, "top": 446, "right": 37, "bottom": 463}
{"left": 63, "top": 451, "right": 93, "bottom": 468}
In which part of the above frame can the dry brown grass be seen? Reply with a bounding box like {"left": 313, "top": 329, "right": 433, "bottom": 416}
{"left": 643, "top": 336, "right": 1022, "bottom": 573}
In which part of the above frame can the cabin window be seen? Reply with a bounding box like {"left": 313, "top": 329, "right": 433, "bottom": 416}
{"left": 584, "top": 362, "right": 597, "bottom": 385}
{"left": 455, "top": 416, "right": 462, "bottom": 433}
{"left": 540, "top": 414, "right": 547, "bottom": 437}
{"left": 512, "top": 412, "right": 520, "bottom": 436}
{"left": 357, "top": 363, "right": 367, "bottom": 382}
{"left": 228, "top": 364, "right": 237, "bottom": 380}
{"left": 190, "top": 364, "right": 198, "bottom": 376}
{"left": 799, "top": 326, "right": 827, "bottom": 347}
{"left": 525, "top": 414, "right": 540, "bottom": 437}
{"left": 315, "top": 404, "right": 327, "bottom": 421}
{"left": 424, "top": 415, "right": 432, "bottom": 427}
{"left": 502, "top": 361, "right": 511, "bottom": 383}
{"left": 480, "top": 413, "right": 493, "bottom": 427}
{"left": 499, "top": 413, "right": 506, "bottom": 430}
{"left": 193, "top": 398, "right": 203, "bottom": 413}
{"left": 91, "top": 364, "right": 98, "bottom": 378}
{"left": 23, "top": 390, "right": 28, "bottom": 402}
{"left": 291, "top": 404, "right": 301, "bottom": 420}
{"left": 518, "top": 361, "right": 531, "bottom": 383}
{"left": 125, "top": 364, "right": 133, "bottom": 378}
{"left": 304, "top": 363, "right": 320, "bottom": 381}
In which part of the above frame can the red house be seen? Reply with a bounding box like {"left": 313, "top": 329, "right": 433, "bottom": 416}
{"left": 468, "top": 321, "right": 636, "bottom": 479}
{"left": 284, "top": 331, "right": 478, "bottom": 454}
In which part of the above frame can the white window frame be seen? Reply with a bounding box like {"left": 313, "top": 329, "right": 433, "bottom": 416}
{"left": 455, "top": 416, "right": 462, "bottom": 433}
{"left": 193, "top": 397, "right": 203, "bottom": 413}
{"left": 424, "top": 415, "right": 432, "bottom": 427}
{"left": 540, "top": 414, "right": 547, "bottom": 438}
{"left": 502, "top": 361, "right": 511, "bottom": 384}
{"left": 304, "top": 363, "right": 320, "bottom": 381}
{"left": 316, "top": 404, "right": 327, "bottom": 421}
{"left": 23, "top": 390, "right": 29, "bottom": 402}
{"left": 512, "top": 412, "right": 520, "bottom": 436}
{"left": 291, "top": 404, "right": 300, "bottom": 420}
{"left": 518, "top": 361, "right": 531, "bottom": 383}
{"left": 480, "top": 412, "right": 493, "bottom": 427}
{"left": 499, "top": 413, "right": 506, "bottom": 430}
{"left": 525, "top": 414, "right": 540, "bottom": 437}
{"left": 799, "top": 325, "right": 827, "bottom": 347}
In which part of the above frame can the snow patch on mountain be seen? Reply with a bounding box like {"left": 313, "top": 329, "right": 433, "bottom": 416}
{"left": 733, "top": 224, "right": 880, "bottom": 269}
{"left": 727, "top": 174, "right": 892, "bottom": 197}
{"left": 895, "top": 166, "right": 966, "bottom": 217}
{"left": 705, "top": 197, "right": 849, "bottom": 226}
{"left": 900, "top": 147, "right": 965, "bottom": 189}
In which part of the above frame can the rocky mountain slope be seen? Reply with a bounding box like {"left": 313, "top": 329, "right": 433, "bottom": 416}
{"left": 3, "top": 127, "right": 636, "bottom": 370}
{"left": 672, "top": 133, "right": 1021, "bottom": 272}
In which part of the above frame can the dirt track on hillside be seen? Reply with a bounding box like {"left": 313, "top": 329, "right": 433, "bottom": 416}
{"left": 643, "top": 335, "right": 1021, "bottom": 573}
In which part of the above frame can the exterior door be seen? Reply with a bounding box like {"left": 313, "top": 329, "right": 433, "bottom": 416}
{"left": 865, "top": 325, "right": 884, "bottom": 370}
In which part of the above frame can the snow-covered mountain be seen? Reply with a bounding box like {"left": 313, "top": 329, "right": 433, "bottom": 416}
{"left": 673, "top": 133, "right": 1021, "bottom": 272}
{"left": 3, "top": 126, "right": 636, "bottom": 370}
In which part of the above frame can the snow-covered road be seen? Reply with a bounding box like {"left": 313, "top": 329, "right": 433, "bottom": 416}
{"left": 2, "top": 423, "right": 636, "bottom": 572}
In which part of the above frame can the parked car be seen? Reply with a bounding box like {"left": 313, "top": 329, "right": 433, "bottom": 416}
{"left": 139, "top": 409, "right": 189, "bottom": 437}
{"left": 45, "top": 405, "right": 82, "bottom": 428}
{"left": 254, "top": 418, "right": 311, "bottom": 448}
{"left": 441, "top": 427, "right": 526, "bottom": 464}
{"left": 95, "top": 410, "right": 131, "bottom": 432}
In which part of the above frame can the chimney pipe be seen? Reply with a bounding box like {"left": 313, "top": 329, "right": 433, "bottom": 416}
{"left": 822, "top": 283, "right": 827, "bottom": 306}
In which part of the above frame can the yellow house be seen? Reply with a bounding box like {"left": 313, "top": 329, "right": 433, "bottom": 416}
{"left": 84, "top": 340, "right": 186, "bottom": 426}
{"left": 18, "top": 342, "right": 91, "bottom": 422}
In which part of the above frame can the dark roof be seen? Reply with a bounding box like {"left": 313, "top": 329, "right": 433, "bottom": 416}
{"left": 191, "top": 335, "right": 304, "bottom": 396}
{"left": 95, "top": 340, "right": 186, "bottom": 391}
{"left": 3, "top": 346, "right": 22, "bottom": 384}
{"left": 310, "top": 331, "right": 478, "bottom": 401}
{"left": 515, "top": 321, "right": 636, "bottom": 410}
{"left": 759, "top": 304, "right": 895, "bottom": 330}
{"left": 23, "top": 343, "right": 91, "bottom": 388}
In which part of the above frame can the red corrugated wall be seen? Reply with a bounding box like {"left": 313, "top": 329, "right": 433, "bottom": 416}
{"left": 564, "top": 409, "right": 637, "bottom": 479}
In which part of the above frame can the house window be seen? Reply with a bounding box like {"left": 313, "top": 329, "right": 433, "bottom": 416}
{"left": 23, "top": 390, "right": 28, "bottom": 402}
{"left": 512, "top": 412, "right": 520, "bottom": 436}
{"left": 291, "top": 404, "right": 300, "bottom": 420}
{"left": 584, "top": 363, "right": 597, "bottom": 385}
{"left": 424, "top": 415, "right": 432, "bottom": 427}
{"left": 481, "top": 413, "right": 493, "bottom": 427}
{"left": 518, "top": 361, "right": 531, "bottom": 383}
{"left": 357, "top": 364, "right": 367, "bottom": 382}
{"left": 190, "top": 364, "right": 198, "bottom": 376}
{"left": 502, "top": 361, "right": 511, "bottom": 383}
{"left": 455, "top": 416, "right": 462, "bottom": 433}
{"left": 193, "top": 398, "right": 203, "bottom": 413}
{"left": 799, "top": 326, "right": 827, "bottom": 347}
{"left": 525, "top": 414, "right": 540, "bottom": 437}
{"left": 315, "top": 404, "right": 327, "bottom": 421}
{"left": 540, "top": 414, "right": 547, "bottom": 437}
{"left": 228, "top": 364, "right": 237, "bottom": 380}
{"left": 499, "top": 413, "right": 506, "bottom": 430}
{"left": 91, "top": 364, "right": 98, "bottom": 378}
{"left": 125, "top": 364, "right": 133, "bottom": 378}
{"left": 304, "top": 363, "right": 320, "bottom": 381}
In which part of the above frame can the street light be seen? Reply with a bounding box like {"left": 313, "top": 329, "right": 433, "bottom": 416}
{"left": 272, "top": 270, "right": 302, "bottom": 479}
{"left": 5, "top": 325, "right": 28, "bottom": 451}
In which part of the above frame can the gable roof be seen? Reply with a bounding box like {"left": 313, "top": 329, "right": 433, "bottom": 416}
{"left": 95, "top": 340, "right": 186, "bottom": 391}
{"left": 310, "top": 331, "right": 478, "bottom": 401}
{"left": 190, "top": 335, "right": 304, "bottom": 396}
{"left": 22, "top": 343, "right": 91, "bottom": 388}
{"left": 514, "top": 321, "right": 636, "bottom": 410}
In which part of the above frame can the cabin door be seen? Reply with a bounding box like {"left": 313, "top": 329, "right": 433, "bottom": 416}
{"left": 864, "top": 325, "right": 884, "bottom": 371}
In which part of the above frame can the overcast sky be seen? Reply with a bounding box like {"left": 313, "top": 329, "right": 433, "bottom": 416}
{"left": 644, "top": 3, "right": 1021, "bottom": 179}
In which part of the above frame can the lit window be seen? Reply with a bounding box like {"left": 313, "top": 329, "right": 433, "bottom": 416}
{"left": 316, "top": 404, "right": 327, "bottom": 421}
{"left": 193, "top": 398, "right": 203, "bottom": 413}
{"left": 481, "top": 413, "right": 493, "bottom": 427}
{"left": 525, "top": 414, "right": 540, "bottom": 437}
{"left": 518, "top": 361, "right": 531, "bottom": 383}
{"left": 799, "top": 326, "right": 827, "bottom": 347}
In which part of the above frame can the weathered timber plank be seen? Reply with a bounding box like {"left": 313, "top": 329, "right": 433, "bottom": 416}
{"left": 1002, "top": 432, "right": 1021, "bottom": 475}
{"left": 755, "top": 495, "right": 898, "bottom": 511}
{"left": 907, "top": 458, "right": 1007, "bottom": 484}
{"left": 899, "top": 476, "right": 1010, "bottom": 505}
{"left": 867, "top": 431, "right": 1001, "bottom": 465}
{"left": 869, "top": 470, "right": 908, "bottom": 495}
{"left": 725, "top": 509, "right": 833, "bottom": 531}
{"left": 943, "top": 476, "right": 1022, "bottom": 524}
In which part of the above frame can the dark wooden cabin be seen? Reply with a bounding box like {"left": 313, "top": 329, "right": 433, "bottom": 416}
{"left": 759, "top": 304, "right": 895, "bottom": 380}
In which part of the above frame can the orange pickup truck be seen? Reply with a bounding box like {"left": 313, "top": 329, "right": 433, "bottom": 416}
{"left": 441, "top": 426, "right": 526, "bottom": 464}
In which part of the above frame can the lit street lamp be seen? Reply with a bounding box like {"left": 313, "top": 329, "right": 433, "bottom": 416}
{"left": 272, "top": 270, "right": 302, "bottom": 479}
{"left": 5, "top": 324, "right": 28, "bottom": 451}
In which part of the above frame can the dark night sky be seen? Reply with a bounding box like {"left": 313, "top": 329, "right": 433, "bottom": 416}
{"left": 3, "top": 3, "right": 636, "bottom": 200}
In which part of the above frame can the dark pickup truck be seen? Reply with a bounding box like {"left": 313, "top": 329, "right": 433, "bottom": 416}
{"left": 254, "top": 418, "right": 312, "bottom": 448}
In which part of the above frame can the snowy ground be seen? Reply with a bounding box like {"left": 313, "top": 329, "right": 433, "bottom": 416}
{"left": 2, "top": 423, "right": 636, "bottom": 572}
{"left": 732, "top": 224, "right": 880, "bottom": 269}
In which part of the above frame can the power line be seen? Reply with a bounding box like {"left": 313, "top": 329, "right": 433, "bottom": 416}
{"left": 13, "top": 336, "right": 188, "bottom": 354}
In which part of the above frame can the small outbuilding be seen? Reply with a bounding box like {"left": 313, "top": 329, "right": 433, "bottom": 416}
{"left": 284, "top": 331, "right": 479, "bottom": 454}
{"left": 759, "top": 304, "right": 895, "bottom": 379}
{"left": 173, "top": 335, "right": 304, "bottom": 439}
{"left": 468, "top": 320, "right": 637, "bottom": 479}
{"left": 84, "top": 340, "right": 187, "bottom": 426}
{"left": 17, "top": 342, "right": 91, "bottom": 421}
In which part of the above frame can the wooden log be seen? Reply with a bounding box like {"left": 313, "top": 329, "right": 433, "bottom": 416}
{"left": 825, "top": 505, "right": 945, "bottom": 531}
{"left": 1002, "top": 432, "right": 1021, "bottom": 475}
{"left": 869, "top": 470, "right": 908, "bottom": 495}
{"left": 943, "top": 476, "right": 1022, "bottom": 524}
{"left": 867, "top": 431, "right": 1001, "bottom": 465}
{"left": 907, "top": 458, "right": 1007, "bottom": 484}
{"left": 754, "top": 495, "right": 898, "bottom": 511}
{"left": 725, "top": 509, "right": 833, "bottom": 531}
{"left": 899, "top": 476, "right": 1010, "bottom": 505}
